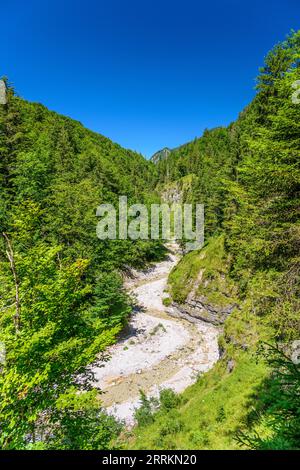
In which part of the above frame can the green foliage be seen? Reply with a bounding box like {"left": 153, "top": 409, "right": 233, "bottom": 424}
{"left": 134, "top": 391, "right": 159, "bottom": 427}
{"left": 162, "top": 297, "right": 171, "bottom": 307}
{"left": 158, "top": 388, "right": 181, "bottom": 412}
{"left": 169, "top": 235, "right": 237, "bottom": 306}
{"left": 159, "top": 412, "right": 185, "bottom": 437}
{"left": 158, "top": 31, "right": 300, "bottom": 336}
{"left": 129, "top": 354, "right": 268, "bottom": 450}
{"left": 156, "top": 127, "right": 234, "bottom": 236}
{"left": 133, "top": 388, "right": 181, "bottom": 431}
{"left": 0, "top": 213, "right": 123, "bottom": 448}
{"left": 168, "top": 249, "right": 203, "bottom": 303}
{"left": 0, "top": 89, "right": 163, "bottom": 448}
{"left": 236, "top": 345, "right": 300, "bottom": 450}
{"left": 45, "top": 388, "right": 123, "bottom": 450}
{"left": 131, "top": 31, "right": 300, "bottom": 450}
{"left": 1, "top": 30, "right": 300, "bottom": 450}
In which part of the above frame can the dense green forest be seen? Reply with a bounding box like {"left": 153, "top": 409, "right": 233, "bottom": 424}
{"left": 0, "top": 30, "right": 299, "bottom": 450}
{"left": 0, "top": 86, "right": 164, "bottom": 449}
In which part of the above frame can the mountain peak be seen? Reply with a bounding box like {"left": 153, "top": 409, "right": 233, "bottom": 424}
{"left": 150, "top": 147, "right": 172, "bottom": 163}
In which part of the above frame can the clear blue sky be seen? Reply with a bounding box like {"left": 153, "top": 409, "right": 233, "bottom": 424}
{"left": 1, "top": 0, "right": 299, "bottom": 157}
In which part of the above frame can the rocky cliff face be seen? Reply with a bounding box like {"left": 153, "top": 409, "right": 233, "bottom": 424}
{"left": 169, "top": 296, "right": 238, "bottom": 326}
{"left": 0, "top": 79, "right": 7, "bottom": 104}
{"left": 151, "top": 147, "right": 172, "bottom": 164}
{"left": 161, "top": 186, "right": 182, "bottom": 203}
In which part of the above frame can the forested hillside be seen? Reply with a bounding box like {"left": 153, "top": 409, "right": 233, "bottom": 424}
{"left": 0, "top": 30, "right": 299, "bottom": 451}
{"left": 157, "top": 30, "right": 300, "bottom": 341}
{"left": 0, "top": 86, "right": 163, "bottom": 449}
{"left": 130, "top": 31, "right": 300, "bottom": 450}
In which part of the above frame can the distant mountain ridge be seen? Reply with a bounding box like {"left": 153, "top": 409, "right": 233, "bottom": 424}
{"left": 150, "top": 129, "right": 223, "bottom": 164}
{"left": 150, "top": 147, "right": 172, "bottom": 163}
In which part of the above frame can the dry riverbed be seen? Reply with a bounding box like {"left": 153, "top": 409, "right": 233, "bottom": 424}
{"left": 93, "top": 243, "right": 219, "bottom": 426}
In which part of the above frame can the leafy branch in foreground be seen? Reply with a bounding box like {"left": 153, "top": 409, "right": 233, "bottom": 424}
{"left": 236, "top": 344, "right": 300, "bottom": 450}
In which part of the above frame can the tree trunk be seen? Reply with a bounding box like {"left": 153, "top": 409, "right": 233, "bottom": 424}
{"left": 2, "top": 233, "right": 21, "bottom": 332}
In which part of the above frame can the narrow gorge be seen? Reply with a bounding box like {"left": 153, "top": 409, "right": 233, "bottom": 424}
{"left": 93, "top": 242, "right": 219, "bottom": 425}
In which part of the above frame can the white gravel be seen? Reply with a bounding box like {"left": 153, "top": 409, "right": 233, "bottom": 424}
{"left": 105, "top": 321, "right": 219, "bottom": 426}
{"left": 92, "top": 244, "right": 219, "bottom": 426}
{"left": 93, "top": 311, "right": 190, "bottom": 384}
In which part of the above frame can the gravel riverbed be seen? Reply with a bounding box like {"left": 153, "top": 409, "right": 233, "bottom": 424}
{"left": 92, "top": 243, "right": 219, "bottom": 425}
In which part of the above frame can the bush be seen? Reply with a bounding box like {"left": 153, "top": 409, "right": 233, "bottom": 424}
{"left": 162, "top": 297, "right": 172, "bottom": 306}
{"left": 159, "top": 417, "right": 184, "bottom": 437}
{"left": 134, "top": 391, "right": 159, "bottom": 427}
{"left": 236, "top": 345, "right": 300, "bottom": 450}
{"left": 159, "top": 388, "right": 181, "bottom": 411}
{"left": 189, "top": 430, "right": 210, "bottom": 447}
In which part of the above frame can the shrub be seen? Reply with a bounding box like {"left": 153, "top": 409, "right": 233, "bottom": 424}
{"left": 134, "top": 391, "right": 159, "bottom": 427}
{"left": 159, "top": 388, "right": 181, "bottom": 411}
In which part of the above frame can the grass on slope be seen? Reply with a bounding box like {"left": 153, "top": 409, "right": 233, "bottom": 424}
{"left": 168, "top": 235, "right": 237, "bottom": 305}
{"left": 121, "top": 237, "right": 271, "bottom": 450}
{"left": 126, "top": 353, "right": 268, "bottom": 450}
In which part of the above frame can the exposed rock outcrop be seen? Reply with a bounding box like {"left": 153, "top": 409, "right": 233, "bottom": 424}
{"left": 0, "top": 79, "right": 7, "bottom": 105}
{"left": 169, "top": 296, "right": 239, "bottom": 326}
{"left": 161, "top": 187, "right": 182, "bottom": 203}
{"left": 151, "top": 147, "right": 172, "bottom": 164}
